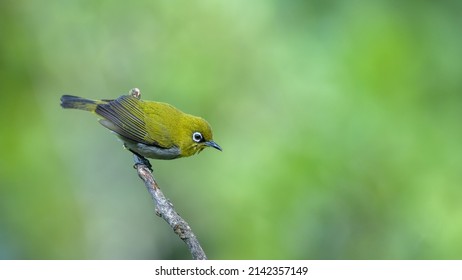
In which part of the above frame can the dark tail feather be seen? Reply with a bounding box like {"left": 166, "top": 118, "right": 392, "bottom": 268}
{"left": 60, "top": 95, "right": 97, "bottom": 111}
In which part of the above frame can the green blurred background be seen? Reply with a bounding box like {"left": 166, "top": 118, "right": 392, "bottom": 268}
{"left": 1, "top": 0, "right": 461, "bottom": 259}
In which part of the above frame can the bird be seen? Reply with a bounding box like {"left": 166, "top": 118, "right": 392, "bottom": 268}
{"left": 60, "top": 88, "right": 221, "bottom": 169}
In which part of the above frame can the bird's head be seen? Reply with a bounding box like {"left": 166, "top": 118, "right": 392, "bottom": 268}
{"left": 178, "top": 115, "right": 222, "bottom": 158}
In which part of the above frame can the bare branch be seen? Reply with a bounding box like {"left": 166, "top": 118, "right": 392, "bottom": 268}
{"left": 134, "top": 155, "right": 207, "bottom": 260}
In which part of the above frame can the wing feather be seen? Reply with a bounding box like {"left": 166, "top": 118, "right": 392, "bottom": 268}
{"left": 95, "top": 95, "right": 157, "bottom": 146}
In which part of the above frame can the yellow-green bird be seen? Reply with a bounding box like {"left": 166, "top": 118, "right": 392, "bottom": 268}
{"left": 60, "top": 88, "right": 221, "bottom": 168}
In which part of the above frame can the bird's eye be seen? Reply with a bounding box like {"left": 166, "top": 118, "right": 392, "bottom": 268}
{"left": 192, "top": 132, "right": 203, "bottom": 143}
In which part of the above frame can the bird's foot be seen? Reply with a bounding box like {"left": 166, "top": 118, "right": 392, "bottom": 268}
{"left": 133, "top": 153, "right": 153, "bottom": 172}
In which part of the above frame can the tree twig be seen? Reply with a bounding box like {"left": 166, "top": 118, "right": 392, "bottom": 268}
{"left": 133, "top": 155, "right": 207, "bottom": 260}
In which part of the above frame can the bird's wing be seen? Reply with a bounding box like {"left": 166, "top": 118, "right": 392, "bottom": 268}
{"left": 95, "top": 95, "right": 159, "bottom": 146}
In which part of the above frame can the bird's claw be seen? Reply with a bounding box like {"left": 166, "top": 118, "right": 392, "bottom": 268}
{"left": 133, "top": 153, "right": 153, "bottom": 172}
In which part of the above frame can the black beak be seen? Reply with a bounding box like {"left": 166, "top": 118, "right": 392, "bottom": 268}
{"left": 205, "top": 140, "right": 222, "bottom": 151}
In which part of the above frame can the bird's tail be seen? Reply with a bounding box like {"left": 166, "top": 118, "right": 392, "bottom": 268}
{"left": 60, "top": 95, "right": 98, "bottom": 112}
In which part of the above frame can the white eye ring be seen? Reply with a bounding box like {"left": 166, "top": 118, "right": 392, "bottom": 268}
{"left": 192, "top": 132, "right": 203, "bottom": 143}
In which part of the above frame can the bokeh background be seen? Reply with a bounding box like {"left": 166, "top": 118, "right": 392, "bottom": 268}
{"left": 1, "top": 0, "right": 461, "bottom": 259}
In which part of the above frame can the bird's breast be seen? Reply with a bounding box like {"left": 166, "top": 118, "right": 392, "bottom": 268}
{"left": 125, "top": 141, "right": 181, "bottom": 160}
